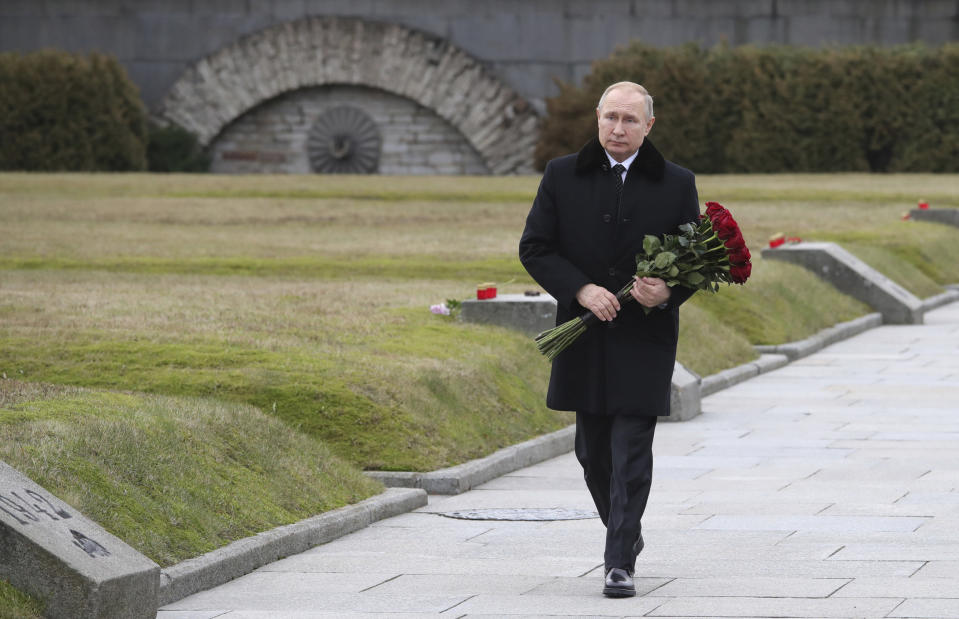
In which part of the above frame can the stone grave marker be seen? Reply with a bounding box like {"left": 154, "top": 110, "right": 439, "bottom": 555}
{"left": 0, "top": 461, "right": 159, "bottom": 618}
{"left": 459, "top": 292, "right": 559, "bottom": 336}
{"left": 910, "top": 207, "right": 959, "bottom": 228}
{"left": 763, "top": 242, "right": 924, "bottom": 324}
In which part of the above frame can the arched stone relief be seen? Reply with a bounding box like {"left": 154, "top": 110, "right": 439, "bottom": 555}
{"left": 157, "top": 16, "right": 540, "bottom": 174}
{"left": 307, "top": 106, "right": 381, "bottom": 174}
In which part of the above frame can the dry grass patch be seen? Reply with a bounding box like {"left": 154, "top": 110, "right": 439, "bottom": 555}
{"left": 698, "top": 173, "right": 959, "bottom": 207}
{"left": 4, "top": 174, "right": 956, "bottom": 297}
{"left": 0, "top": 172, "right": 541, "bottom": 201}
{"left": 0, "top": 195, "right": 532, "bottom": 260}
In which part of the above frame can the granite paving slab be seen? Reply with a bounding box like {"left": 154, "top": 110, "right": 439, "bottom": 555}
{"left": 647, "top": 576, "right": 849, "bottom": 598}
{"left": 832, "top": 576, "right": 959, "bottom": 598}
{"left": 889, "top": 598, "right": 959, "bottom": 618}
{"left": 680, "top": 501, "right": 833, "bottom": 516}
{"left": 913, "top": 560, "right": 959, "bottom": 578}
{"left": 831, "top": 542, "right": 959, "bottom": 561}
{"left": 695, "top": 514, "right": 928, "bottom": 533}
{"left": 632, "top": 559, "right": 923, "bottom": 579}
{"left": 162, "top": 590, "right": 469, "bottom": 614}
{"left": 445, "top": 592, "right": 664, "bottom": 615}
{"left": 647, "top": 596, "right": 902, "bottom": 617}
{"left": 362, "top": 573, "right": 557, "bottom": 596}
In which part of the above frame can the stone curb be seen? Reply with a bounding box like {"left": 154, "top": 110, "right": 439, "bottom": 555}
{"left": 157, "top": 487, "right": 426, "bottom": 606}
{"left": 700, "top": 353, "right": 790, "bottom": 397}
{"left": 754, "top": 312, "right": 883, "bottom": 361}
{"left": 921, "top": 288, "right": 959, "bottom": 312}
{"left": 366, "top": 424, "right": 576, "bottom": 495}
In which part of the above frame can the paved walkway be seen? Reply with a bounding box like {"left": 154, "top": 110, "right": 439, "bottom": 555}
{"left": 159, "top": 302, "right": 959, "bottom": 618}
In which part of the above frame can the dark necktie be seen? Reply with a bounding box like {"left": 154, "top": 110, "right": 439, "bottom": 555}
{"left": 612, "top": 163, "right": 625, "bottom": 196}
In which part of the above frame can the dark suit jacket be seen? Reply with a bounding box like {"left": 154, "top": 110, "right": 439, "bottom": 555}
{"left": 519, "top": 137, "right": 700, "bottom": 416}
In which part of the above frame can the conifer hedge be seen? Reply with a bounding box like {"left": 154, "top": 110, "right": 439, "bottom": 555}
{"left": 146, "top": 122, "right": 211, "bottom": 173}
{"left": 0, "top": 50, "right": 148, "bottom": 171}
{"left": 536, "top": 43, "right": 959, "bottom": 173}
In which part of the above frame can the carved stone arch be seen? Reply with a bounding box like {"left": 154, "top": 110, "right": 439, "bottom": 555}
{"left": 157, "top": 16, "right": 540, "bottom": 174}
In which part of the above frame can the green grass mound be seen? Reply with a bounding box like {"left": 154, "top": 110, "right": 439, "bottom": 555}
{"left": 0, "top": 579, "right": 44, "bottom": 619}
{"left": 0, "top": 380, "right": 382, "bottom": 567}
{"left": 0, "top": 274, "right": 569, "bottom": 472}
{"left": 675, "top": 260, "right": 871, "bottom": 376}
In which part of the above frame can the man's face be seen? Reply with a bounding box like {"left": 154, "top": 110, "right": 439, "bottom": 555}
{"left": 596, "top": 88, "right": 655, "bottom": 162}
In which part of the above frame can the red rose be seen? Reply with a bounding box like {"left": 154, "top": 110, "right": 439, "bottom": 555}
{"left": 730, "top": 262, "right": 752, "bottom": 284}
{"left": 712, "top": 211, "right": 739, "bottom": 240}
{"left": 705, "top": 201, "right": 725, "bottom": 219}
{"left": 724, "top": 229, "right": 746, "bottom": 250}
{"left": 728, "top": 245, "right": 751, "bottom": 265}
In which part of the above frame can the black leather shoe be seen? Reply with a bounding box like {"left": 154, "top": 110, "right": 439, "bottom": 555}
{"left": 603, "top": 567, "right": 636, "bottom": 597}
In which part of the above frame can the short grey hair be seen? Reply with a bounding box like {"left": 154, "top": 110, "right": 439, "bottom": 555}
{"left": 597, "top": 82, "right": 654, "bottom": 121}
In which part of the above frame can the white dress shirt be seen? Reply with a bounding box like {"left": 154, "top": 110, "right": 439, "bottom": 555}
{"left": 605, "top": 149, "right": 638, "bottom": 183}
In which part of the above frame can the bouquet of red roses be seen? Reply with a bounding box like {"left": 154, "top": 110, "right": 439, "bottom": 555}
{"left": 534, "top": 201, "right": 751, "bottom": 361}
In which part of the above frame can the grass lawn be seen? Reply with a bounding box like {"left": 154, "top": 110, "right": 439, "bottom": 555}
{"left": 0, "top": 172, "right": 956, "bottom": 571}
{"left": 0, "top": 578, "right": 43, "bottom": 619}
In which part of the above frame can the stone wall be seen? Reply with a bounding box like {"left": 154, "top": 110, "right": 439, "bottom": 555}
{"left": 2, "top": 1, "right": 956, "bottom": 112}
{"left": 211, "top": 85, "right": 489, "bottom": 175}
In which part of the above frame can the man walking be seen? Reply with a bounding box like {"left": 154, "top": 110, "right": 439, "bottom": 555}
{"left": 519, "top": 81, "right": 700, "bottom": 597}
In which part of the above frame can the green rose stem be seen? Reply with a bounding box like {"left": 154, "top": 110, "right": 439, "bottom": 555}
{"left": 535, "top": 284, "right": 638, "bottom": 362}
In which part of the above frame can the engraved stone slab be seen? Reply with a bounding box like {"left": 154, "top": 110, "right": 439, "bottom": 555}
{"left": 762, "top": 242, "right": 924, "bottom": 324}
{"left": 910, "top": 208, "right": 959, "bottom": 228}
{"left": 0, "top": 461, "right": 160, "bottom": 619}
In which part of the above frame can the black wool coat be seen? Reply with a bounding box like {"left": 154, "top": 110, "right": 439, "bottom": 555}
{"left": 519, "top": 137, "right": 700, "bottom": 416}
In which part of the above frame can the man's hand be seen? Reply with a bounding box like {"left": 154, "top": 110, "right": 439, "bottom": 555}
{"left": 631, "top": 276, "right": 671, "bottom": 308}
{"left": 576, "top": 283, "right": 621, "bottom": 322}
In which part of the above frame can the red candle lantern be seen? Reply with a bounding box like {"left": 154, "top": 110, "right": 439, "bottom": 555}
{"left": 476, "top": 283, "right": 497, "bottom": 299}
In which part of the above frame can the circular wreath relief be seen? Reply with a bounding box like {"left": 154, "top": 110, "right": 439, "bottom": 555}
{"left": 307, "top": 106, "right": 382, "bottom": 174}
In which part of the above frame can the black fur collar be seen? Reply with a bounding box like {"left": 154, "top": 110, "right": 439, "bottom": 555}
{"left": 574, "top": 136, "right": 665, "bottom": 181}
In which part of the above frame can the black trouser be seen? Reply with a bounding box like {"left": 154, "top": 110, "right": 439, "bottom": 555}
{"left": 575, "top": 412, "right": 657, "bottom": 572}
